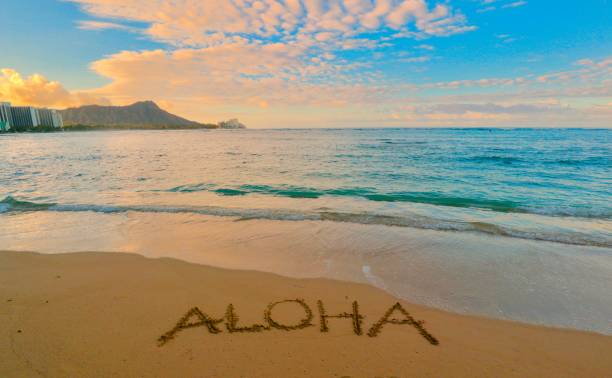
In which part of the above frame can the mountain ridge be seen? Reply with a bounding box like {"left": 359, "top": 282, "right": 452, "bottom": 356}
{"left": 60, "top": 101, "right": 209, "bottom": 127}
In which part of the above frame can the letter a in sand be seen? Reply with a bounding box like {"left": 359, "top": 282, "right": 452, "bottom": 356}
{"left": 367, "top": 302, "right": 439, "bottom": 345}
{"left": 158, "top": 307, "right": 225, "bottom": 345}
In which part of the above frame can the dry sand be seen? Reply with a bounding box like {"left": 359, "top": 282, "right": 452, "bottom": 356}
{"left": 1, "top": 250, "right": 611, "bottom": 377}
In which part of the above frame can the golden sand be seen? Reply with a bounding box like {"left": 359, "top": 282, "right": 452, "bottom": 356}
{"left": 1, "top": 251, "right": 611, "bottom": 377}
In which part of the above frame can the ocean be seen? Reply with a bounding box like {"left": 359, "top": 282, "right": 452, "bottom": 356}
{"left": 1, "top": 128, "right": 611, "bottom": 332}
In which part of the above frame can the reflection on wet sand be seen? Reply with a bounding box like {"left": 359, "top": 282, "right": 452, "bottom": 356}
{"left": 2, "top": 210, "right": 611, "bottom": 334}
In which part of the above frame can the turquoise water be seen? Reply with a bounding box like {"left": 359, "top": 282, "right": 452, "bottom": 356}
{"left": 0, "top": 128, "right": 610, "bottom": 247}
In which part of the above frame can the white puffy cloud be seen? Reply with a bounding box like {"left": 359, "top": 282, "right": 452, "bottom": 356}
{"left": 70, "top": 0, "right": 475, "bottom": 48}
{"left": 67, "top": 0, "right": 478, "bottom": 124}
{"left": 88, "top": 43, "right": 392, "bottom": 110}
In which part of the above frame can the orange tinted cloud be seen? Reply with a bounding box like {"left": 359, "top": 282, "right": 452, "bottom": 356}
{"left": 83, "top": 48, "right": 612, "bottom": 127}
{"left": 70, "top": 0, "right": 474, "bottom": 47}
{"left": 89, "top": 43, "right": 387, "bottom": 108}
{"left": 0, "top": 69, "right": 109, "bottom": 108}
{"left": 77, "top": 20, "right": 133, "bottom": 31}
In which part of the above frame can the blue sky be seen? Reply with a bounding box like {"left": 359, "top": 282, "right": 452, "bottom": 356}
{"left": 0, "top": 0, "right": 161, "bottom": 88}
{"left": 1, "top": 0, "right": 610, "bottom": 127}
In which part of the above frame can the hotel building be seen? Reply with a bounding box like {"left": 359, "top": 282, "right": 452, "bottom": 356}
{"left": 0, "top": 102, "right": 64, "bottom": 131}
{"left": 38, "top": 108, "right": 64, "bottom": 128}
{"left": 0, "top": 102, "right": 11, "bottom": 131}
{"left": 10, "top": 106, "right": 41, "bottom": 130}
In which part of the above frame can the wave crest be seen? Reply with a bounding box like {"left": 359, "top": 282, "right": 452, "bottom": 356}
{"left": 1, "top": 196, "right": 609, "bottom": 248}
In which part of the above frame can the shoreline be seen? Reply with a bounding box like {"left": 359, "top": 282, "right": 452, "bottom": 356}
{"left": 1, "top": 193, "right": 610, "bottom": 249}
{"left": 2, "top": 212, "right": 611, "bottom": 335}
{"left": 2, "top": 250, "right": 611, "bottom": 377}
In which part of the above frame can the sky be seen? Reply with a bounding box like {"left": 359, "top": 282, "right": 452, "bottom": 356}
{"left": 0, "top": 0, "right": 610, "bottom": 128}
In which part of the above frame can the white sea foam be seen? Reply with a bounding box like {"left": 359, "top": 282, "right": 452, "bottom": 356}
{"left": 1, "top": 196, "right": 610, "bottom": 248}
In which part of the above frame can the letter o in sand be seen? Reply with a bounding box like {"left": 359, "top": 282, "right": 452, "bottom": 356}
{"left": 265, "top": 299, "right": 313, "bottom": 330}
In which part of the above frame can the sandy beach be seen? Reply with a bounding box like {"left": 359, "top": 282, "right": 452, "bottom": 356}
{"left": 3, "top": 0, "right": 611, "bottom": 375}
{"left": 2, "top": 250, "right": 611, "bottom": 377}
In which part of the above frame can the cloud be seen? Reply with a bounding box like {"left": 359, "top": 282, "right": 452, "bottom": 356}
{"left": 375, "top": 55, "right": 611, "bottom": 127}
{"left": 381, "top": 100, "right": 594, "bottom": 127}
{"left": 495, "top": 34, "right": 516, "bottom": 43}
{"left": 419, "top": 102, "right": 568, "bottom": 115}
{"left": 426, "top": 77, "right": 520, "bottom": 89}
{"left": 82, "top": 45, "right": 611, "bottom": 127}
{"left": 7, "top": 1, "right": 602, "bottom": 128}
{"left": 62, "top": 0, "right": 479, "bottom": 125}
{"left": 502, "top": 1, "right": 527, "bottom": 9}
{"left": 425, "top": 56, "right": 611, "bottom": 90}
{"left": 88, "top": 43, "right": 391, "bottom": 110}
{"left": 398, "top": 56, "right": 431, "bottom": 63}
{"left": 77, "top": 20, "right": 133, "bottom": 31}
{"left": 415, "top": 44, "right": 435, "bottom": 50}
{"left": 477, "top": 6, "right": 496, "bottom": 13}
{"left": 476, "top": 0, "right": 526, "bottom": 13}
{"left": 0, "top": 69, "right": 109, "bottom": 108}
{"left": 68, "top": 0, "right": 475, "bottom": 49}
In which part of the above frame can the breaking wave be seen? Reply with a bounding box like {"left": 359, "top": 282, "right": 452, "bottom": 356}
{"left": 156, "top": 183, "right": 611, "bottom": 219}
{"left": 1, "top": 196, "right": 610, "bottom": 248}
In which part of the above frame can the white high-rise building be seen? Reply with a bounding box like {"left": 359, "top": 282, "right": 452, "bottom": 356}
{"left": 9, "top": 106, "right": 41, "bottom": 130}
{"left": 52, "top": 109, "right": 63, "bottom": 128}
{"left": 0, "top": 102, "right": 11, "bottom": 131}
{"left": 38, "top": 108, "right": 64, "bottom": 128}
{"left": 0, "top": 103, "right": 63, "bottom": 131}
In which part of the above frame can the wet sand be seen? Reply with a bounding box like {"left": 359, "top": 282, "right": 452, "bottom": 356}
{"left": 1, "top": 250, "right": 611, "bottom": 377}
{"left": 2, "top": 213, "right": 611, "bottom": 334}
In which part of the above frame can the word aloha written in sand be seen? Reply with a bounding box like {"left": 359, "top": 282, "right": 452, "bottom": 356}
{"left": 158, "top": 299, "right": 438, "bottom": 346}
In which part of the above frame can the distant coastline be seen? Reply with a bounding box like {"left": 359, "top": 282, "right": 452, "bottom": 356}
{"left": 0, "top": 100, "right": 246, "bottom": 133}
{"left": 0, "top": 123, "right": 244, "bottom": 133}
{"left": 0, "top": 126, "right": 62, "bottom": 133}
{"left": 62, "top": 123, "right": 219, "bottom": 131}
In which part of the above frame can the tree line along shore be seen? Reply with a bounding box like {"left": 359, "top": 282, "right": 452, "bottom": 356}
{"left": 1, "top": 122, "right": 246, "bottom": 132}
